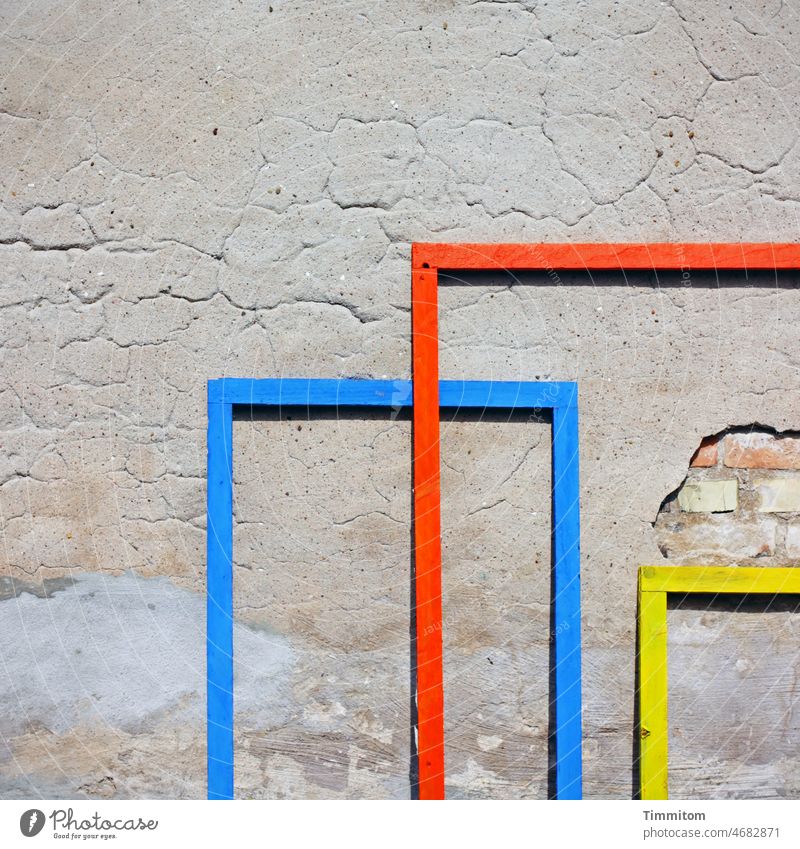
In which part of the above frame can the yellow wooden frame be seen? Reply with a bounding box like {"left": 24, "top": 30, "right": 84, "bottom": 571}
{"left": 637, "top": 565, "right": 800, "bottom": 800}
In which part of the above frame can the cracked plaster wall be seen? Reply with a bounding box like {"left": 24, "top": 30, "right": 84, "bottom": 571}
{"left": 1, "top": 0, "right": 800, "bottom": 799}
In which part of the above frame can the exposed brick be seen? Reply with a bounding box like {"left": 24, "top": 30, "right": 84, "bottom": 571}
{"left": 657, "top": 517, "right": 776, "bottom": 561}
{"left": 690, "top": 436, "right": 718, "bottom": 467}
{"left": 677, "top": 480, "right": 737, "bottom": 513}
{"left": 724, "top": 433, "right": 800, "bottom": 469}
{"left": 756, "top": 478, "right": 800, "bottom": 513}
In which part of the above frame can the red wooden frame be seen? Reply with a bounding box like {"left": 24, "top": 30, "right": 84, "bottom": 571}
{"left": 413, "top": 242, "right": 800, "bottom": 272}
{"left": 410, "top": 241, "right": 800, "bottom": 800}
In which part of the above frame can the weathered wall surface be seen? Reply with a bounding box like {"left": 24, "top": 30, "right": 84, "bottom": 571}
{"left": 656, "top": 429, "right": 800, "bottom": 565}
{"left": 668, "top": 595, "right": 800, "bottom": 799}
{"left": 1, "top": 0, "right": 800, "bottom": 798}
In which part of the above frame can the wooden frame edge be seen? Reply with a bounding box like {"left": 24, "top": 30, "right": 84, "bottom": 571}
{"left": 206, "top": 377, "right": 577, "bottom": 801}
{"left": 410, "top": 246, "right": 586, "bottom": 800}
{"left": 637, "top": 565, "right": 800, "bottom": 800}
{"left": 412, "top": 242, "right": 800, "bottom": 271}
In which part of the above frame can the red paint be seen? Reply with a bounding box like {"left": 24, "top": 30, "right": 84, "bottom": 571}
{"left": 409, "top": 242, "right": 800, "bottom": 801}
{"left": 413, "top": 242, "right": 800, "bottom": 271}
{"left": 412, "top": 267, "right": 444, "bottom": 800}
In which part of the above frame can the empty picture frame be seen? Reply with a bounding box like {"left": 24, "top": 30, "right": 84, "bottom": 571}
{"left": 637, "top": 565, "right": 800, "bottom": 800}
{"left": 206, "top": 377, "right": 580, "bottom": 800}
{"left": 411, "top": 241, "right": 800, "bottom": 800}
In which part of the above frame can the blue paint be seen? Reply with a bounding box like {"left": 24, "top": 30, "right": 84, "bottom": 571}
{"left": 206, "top": 377, "right": 582, "bottom": 799}
{"left": 207, "top": 377, "right": 577, "bottom": 410}
{"left": 206, "top": 400, "right": 233, "bottom": 800}
{"left": 552, "top": 394, "right": 583, "bottom": 799}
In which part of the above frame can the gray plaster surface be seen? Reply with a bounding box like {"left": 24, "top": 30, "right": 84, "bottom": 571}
{"left": 0, "top": 571, "right": 294, "bottom": 797}
{"left": 2, "top": 0, "right": 800, "bottom": 798}
{"left": 668, "top": 597, "right": 800, "bottom": 799}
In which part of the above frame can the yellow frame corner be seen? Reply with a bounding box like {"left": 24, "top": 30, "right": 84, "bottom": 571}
{"left": 637, "top": 565, "right": 800, "bottom": 800}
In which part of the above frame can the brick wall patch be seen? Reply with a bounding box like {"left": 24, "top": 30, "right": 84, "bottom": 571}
{"left": 756, "top": 479, "right": 800, "bottom": 513}
{"left": 655, "top": 427, "right": 800, "bottom": 564}
{"left": 690, "top": 436, "right": 719, "bottom": 468}
{"left": 724, "top": 432, "right": 800, "bottom": 470}
{"left": 677, "top": 480, "right": 737, "bottom": 513}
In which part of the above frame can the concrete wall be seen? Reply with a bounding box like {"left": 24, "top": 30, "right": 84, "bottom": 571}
{"left": 1, "top": 0, "right": 800, "bottom": 799}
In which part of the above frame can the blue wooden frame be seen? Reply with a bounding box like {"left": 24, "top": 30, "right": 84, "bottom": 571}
{"left": 206, "top": 377, "right": 582, "bottom": 799}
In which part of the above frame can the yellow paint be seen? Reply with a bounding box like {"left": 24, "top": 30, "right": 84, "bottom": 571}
{"left": 637, "top": 565, "right": 800, "bottom": 800}
{"left": 638, "top": 579, "right": 668, "bottom": 800}
{"left": 639, "top": 565, "right": 800, "bottom": 595}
